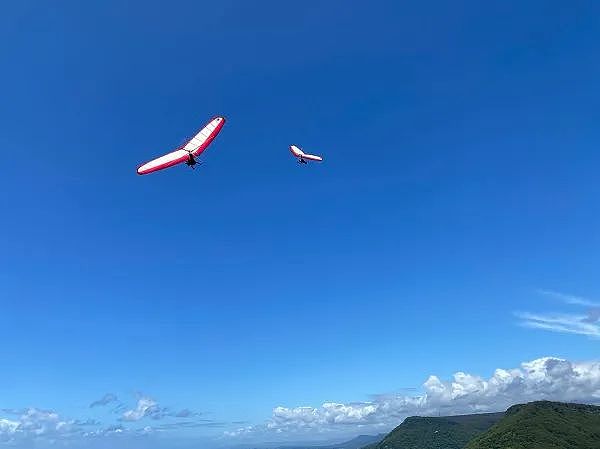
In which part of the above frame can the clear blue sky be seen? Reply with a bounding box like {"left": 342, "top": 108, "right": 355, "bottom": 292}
{"left": 1, "top": 1, "right": 600, "bottom": 447}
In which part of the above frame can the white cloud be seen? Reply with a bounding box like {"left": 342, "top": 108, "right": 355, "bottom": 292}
{"left": 517, "top": 290, "right": 600, "bottom": 338}
{"left": 0, "top": 394, "right": 207, "bottom": 446}
{"left": 537, "top": 290, "right": 600, "bottom": 307}
{"left": 0, "top": 418, "right": 19, "bottom": 442}
{"left": 119, "top": 397, "right": 200, "bottom": 422}
{"left": 83, "top": 424, "right": 126, "bottom": 438}
{"left": 517, "top": 312, "right": 600, "bottom": 337}
{"left": 122, "top": 397, "right": 160, "bottom": 422}
{"left": 0, "top": 419, "right": 18, "bottom": 432}
{"left": 226, "top": 356, "right": 600, "bottom": 439}
{"left": 0, "top": 408, "right": 82, "bottom": 444}
{"left": 18, "top": 408, "right": 62, "bottom": 436}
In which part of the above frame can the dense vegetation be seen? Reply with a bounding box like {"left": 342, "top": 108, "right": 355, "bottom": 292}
{"left": 369, "top": 412, "right": 503, "bottom": 449}
{"left": 465, "top": 401, "right": 600, "bottom": 449}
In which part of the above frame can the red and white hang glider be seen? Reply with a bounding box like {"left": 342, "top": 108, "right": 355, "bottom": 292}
{"left": 137, "top": 116, "right": 226, "bottom": 175}
{"left": 290, "top": 145, "right": 323, "bottom": 164}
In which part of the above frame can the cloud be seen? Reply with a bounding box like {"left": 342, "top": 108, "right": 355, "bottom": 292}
{"left": 18, "top": 408, "right": 70, "bottom": 436}
{"left": 517, "top": 290, "right": 600, "bottom": 338}
{"left": 83, "top": 424, "right": 126, "bottom": 438}
{"left": 537, "top": 289, "right": 600, "bottom": 307}
{"left": 0, "top": 418, "right": 19, "bottom": 442}
{"left": 226, "top": 356, "right": 600, "bottom": 439}
{"left": 0, "top": 407, "right": 86, "bottom": 444}
{"left": 74, "top": 418, "right": 102, "bottom": 426}
{"left": 0, "top": 394, "right": 212, "bottom": 447}
{"left": 154, "top": 420, "right": 226, "bottom": 431}
{"left": 119, "top": 396, "right": 201, "bottom": 422}
{"left": 1, "top": 409, "right": 25, "bottom": 416}
{"left": 121, "top": 397, "right": 162, "bottom": 422}
{"left": 517, "top": 312, "right": 600, "bottom": 337}
{"left": 174, "top": 409, "right": 199, "bottom": 418}
{"left": 4, "top": 354, "right": 600, "bottom": 446}
{"left": 90, "top": 394, "right": 119, "bottom": 408}
{"left": 582, "top": 308, "right": 600, "bottom": 324}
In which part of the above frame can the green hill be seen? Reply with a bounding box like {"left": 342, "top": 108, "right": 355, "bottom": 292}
{"left": 371, "top": 412, "right": 503, "bottom": 449}
{"left": 465, "top": 401, "right": 600, "bottom": 449}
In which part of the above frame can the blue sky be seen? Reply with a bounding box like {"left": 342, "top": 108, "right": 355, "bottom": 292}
{"left": 1, "top": 0, "right": 600, "bottom": 447}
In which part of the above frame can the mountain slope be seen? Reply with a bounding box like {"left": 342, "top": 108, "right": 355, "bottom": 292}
{"left": 465, "top": 401, "right": 600, "bottom": 449}
{"left": 327, "top": 434, "right": 385, "bottom": 449}
{"left": 243, "top": 434, "right": 385, "bottom": 449}
{"left": 371, "top": 412, "right": 503, "bottom": 449}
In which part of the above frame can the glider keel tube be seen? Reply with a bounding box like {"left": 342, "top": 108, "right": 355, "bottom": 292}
{"left": 137, "top": 116, "right": 226, "bottom": 175}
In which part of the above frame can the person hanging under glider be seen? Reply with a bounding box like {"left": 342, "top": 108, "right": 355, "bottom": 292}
{"left": 289, "top": 145, "right": 323, "bottom": 164}
{"left": 137, "top": 116, "right": 226, "bottom": 175}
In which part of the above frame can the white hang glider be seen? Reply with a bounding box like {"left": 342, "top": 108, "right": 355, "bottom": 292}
{"left": 290, "top": 145, "right": 323, "bottom": 164}
{"left": 137, "top": 116, "right": 226, "bottom": 175}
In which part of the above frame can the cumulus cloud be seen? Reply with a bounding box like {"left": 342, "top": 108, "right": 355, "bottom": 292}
{"left": 517, "top": 290, "right": 600, "bottom": 337}
{"left": 0, "top": 394, "right": 210, "bottom": 446}
{"left": 0, "top": 418, "right": 19, "bottom": 442}
{"left": 226, "top": 356, "right": 600, "bottom": 439}
{"left": 119, "top": 396, "right": 199, "bottom": 422}
{"left": 0, "top": 407, "right": 85, "bottom": 444}
{"left": 121, "top": 397, "right": 164, "bottom": 422}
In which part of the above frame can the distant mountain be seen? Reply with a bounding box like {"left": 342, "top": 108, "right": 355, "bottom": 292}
{"left": 327, "top": 434, "right": 386, "bottom": 449}
{"left": 367, "top": 412, "right": 503, "bottom": 449}
{"left": 241, "top": 433, "right": 385, "bottom": 449}
{"left": 465, "top": 401, "right": 600, "bottom": 449}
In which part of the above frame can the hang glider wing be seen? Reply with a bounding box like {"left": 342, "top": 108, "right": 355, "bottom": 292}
{"left": 290, "top": 145, "right": 323, "bottom": 162}
{"left": 137, "top": 116, "right": 226, "bottom": 175}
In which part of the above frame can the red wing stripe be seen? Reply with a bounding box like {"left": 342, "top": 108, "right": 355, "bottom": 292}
{"left": 137, "top": 116, "right": 226, "bottom": 175}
